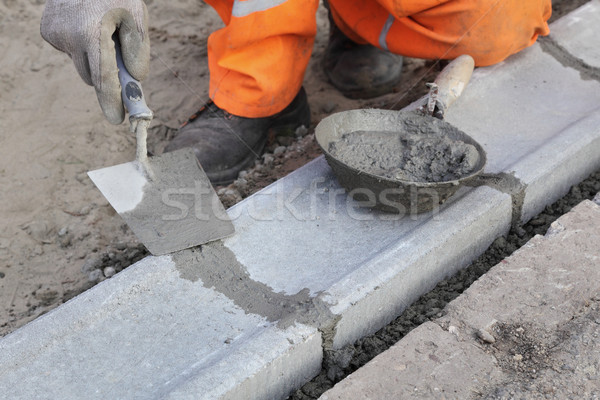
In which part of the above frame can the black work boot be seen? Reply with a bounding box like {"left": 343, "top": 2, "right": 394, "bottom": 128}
{"left": 164, "top": 88, "right": 310, "bottom": 185}
{"left": 323, "top": 21, "right": 403, "bottom": 99}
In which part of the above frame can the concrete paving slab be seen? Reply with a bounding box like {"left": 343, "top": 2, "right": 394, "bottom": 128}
{"left": 442, "top": 199, "right": 600, "bottom": 334}
{"left": 321, "top": 322, "right": 504, "bottom": 399}
{"left": 2, "top": 4, "right": 600, "bottom": 399}
{"left": 0, "top": 255, "right": 322, "bottom": 400}
{"left": 320, "top": 199, "right": 600, "bottom": 399}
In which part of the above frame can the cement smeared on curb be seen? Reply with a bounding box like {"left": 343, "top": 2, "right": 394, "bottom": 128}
{"left": 467, "top": 172, "right": 528, "bottom": 228}
{"left": 173, "top": 242, "right": 336, "bottom": 330}
{"left": 539, "top": 36, "right": 600, "bottom": 82}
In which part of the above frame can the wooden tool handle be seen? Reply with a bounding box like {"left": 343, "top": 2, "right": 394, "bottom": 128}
{"left": 434, "top": 55, "right": 475, "bottom": 113}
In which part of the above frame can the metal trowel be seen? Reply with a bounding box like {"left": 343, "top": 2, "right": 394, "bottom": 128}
{"left": 88, "top": 38, "right": 234, "bottom": 255}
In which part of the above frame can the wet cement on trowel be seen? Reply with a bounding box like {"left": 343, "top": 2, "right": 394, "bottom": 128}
{"left": 328, "top": 129, "right": 480, "bottom": 183}
{"left": 119, "top": 146, "right": 233, "bottom": 255}
{"left": 173, "top": 241, "right": 336, "bottom": 330}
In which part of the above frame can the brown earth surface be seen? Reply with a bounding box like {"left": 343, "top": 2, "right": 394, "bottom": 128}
{"left": 0, "top": 0, "right": 584, "bottom": 337}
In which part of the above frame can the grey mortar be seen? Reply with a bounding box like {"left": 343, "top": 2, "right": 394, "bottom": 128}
{"left": 539, "top": 36, "right": 600, "bottom": 82}
{"left": 173, "top": 241, "right": 337, "bottom": 330}
{"left": 466, "top": 172, "right": 528, "bottom": 228}
{"left": 328, "top": 130, "right": 480, "bottom": 183}
{"left": 119, "top": 148, "right": 232, "bottom": 255}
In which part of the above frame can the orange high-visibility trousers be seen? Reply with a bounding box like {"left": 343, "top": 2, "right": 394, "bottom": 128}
{"left": 205, "top": 0, "right": 551, "bottom": 118}
{"left": 204, "top": 0, "right": 320, "bottom": 119}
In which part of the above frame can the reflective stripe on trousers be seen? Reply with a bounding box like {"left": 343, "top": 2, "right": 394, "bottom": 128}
{"left": 231, "top": 0, "right": 289, "bottom": 17}
{"left": 378, "top": 14, "right": 394, "bottom": 51}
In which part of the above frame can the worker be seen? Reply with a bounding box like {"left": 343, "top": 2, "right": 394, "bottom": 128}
{"left": 41, "top": 0, "right": 552, "bottom": 185}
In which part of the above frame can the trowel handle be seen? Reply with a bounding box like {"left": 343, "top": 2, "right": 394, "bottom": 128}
{"left": 433, "top": 55, "right": 475, "bottom": 114}
{"left": 114, "top": 37, "right": 153, "bottom": 121}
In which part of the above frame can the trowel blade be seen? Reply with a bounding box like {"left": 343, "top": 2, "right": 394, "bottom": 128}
{"left": 88, "top": 148, "right": 234, "bottom": 255}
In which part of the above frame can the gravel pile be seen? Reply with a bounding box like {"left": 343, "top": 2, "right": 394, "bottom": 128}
{"left": 80, "top": 242, "right": 148, "bottom": 284}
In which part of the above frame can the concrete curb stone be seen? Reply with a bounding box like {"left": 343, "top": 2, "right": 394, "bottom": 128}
{"left": 320, "top": 199, "right": 600, "bottom": 399}
{"left": 0, "top": 256, "right": 322, "bottom": 400}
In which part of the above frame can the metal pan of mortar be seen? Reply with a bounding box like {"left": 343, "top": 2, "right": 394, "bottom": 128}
{"left": 316, "top": 55, "right": 487, "bottom": 214}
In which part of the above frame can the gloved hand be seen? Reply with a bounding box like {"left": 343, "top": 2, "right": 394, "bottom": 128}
{"left": 41, "top": 0, "right": 150, "bottom": 124}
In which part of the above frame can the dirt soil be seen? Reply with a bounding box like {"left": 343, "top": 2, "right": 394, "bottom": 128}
{"left": 0, "top": 0, "right": 443, "bottom": 336}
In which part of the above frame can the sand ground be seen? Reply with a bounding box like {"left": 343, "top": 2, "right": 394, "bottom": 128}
{"left": 0, "top": 0, "right": 437, "bottom": 336}
{"left": 0, "top": 0, "right": 582, "bottom": 337}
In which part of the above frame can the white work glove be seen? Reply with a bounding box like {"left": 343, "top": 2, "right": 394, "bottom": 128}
{"left": 41, "top": 0, "right": 150, "bottom": 124}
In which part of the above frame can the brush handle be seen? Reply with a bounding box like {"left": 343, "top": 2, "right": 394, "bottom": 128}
{"left": 114, "top": 37, "right": 153, "bottom": 121}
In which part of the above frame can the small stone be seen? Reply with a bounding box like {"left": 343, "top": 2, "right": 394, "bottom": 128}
{"left": 295, "top": 125, "right": 309, "bottom": 137}
{"left": 75, "top": 172, "right": 89, "bottom": 184}
{"left": 81, "top": 258, "right": 101, "bottom": 273}
{"left": 103, "top": 267, "right": 116, "bottom": 278}
{"left": 561, "top": 363, "right": 575, "bottom": 372}
{"left": 58, "top": 227, "right": 68, "bottom": 237}
{"left": 262, "top": 154, "right": 275, "bottom": 167}
{"left": 529, "top": 217, "right": 545, "bottom": 226}
{"left": 448, "top": 325, "right": 459, "bottom": 337}
{"left": 115, "top": 242, "right": 127, "bottom": 250}
{"left": 59, "top": 234, "right": 72, "bottom": 248}
{"left": 493, "top": 236, "right": 508, "bottom": 248}
{"left": 23, "top": 220, "right": 54, "bottom": 244}
{"left": 34, "top": 245, "right": 44, "bottom": 256}
{"left": 233, "top": 178, "right": 248, "bottom": 193}
{"left": 79, "top": 206, "right": 91, "bottom": 216}
{"left": 513, "top": 354, "right": 523, "bottom": 362}
{"left": 219, "top": 188, "right": 242, "bottom": 206}
{"left": 321, "top": 101, "right": 337, "bottom": 114}
{"left": 238, "top": 170, "right": 249, "bottom": 179}
{"left": 88, "top": 269, "right": 104, "bottom": 282}
{"left": 128, "top": 249, "right": 141, "bottom": 260}
{"left": 425, "top": 307, "right": 441, "bottom": 318}
{"left": 546, "top": 220, "right": 565, "bottom": 237}
{"left": 253, "top": 163, "right": 266, "bottom": 173}
{"left": 477, "top": 328, "right": 496, "bottom": 343}
{"left": 593, "top": 192, "right": 600, "bottom": 206}
{"left": 273, "top": 146, "right": 286, "bottom": 156}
